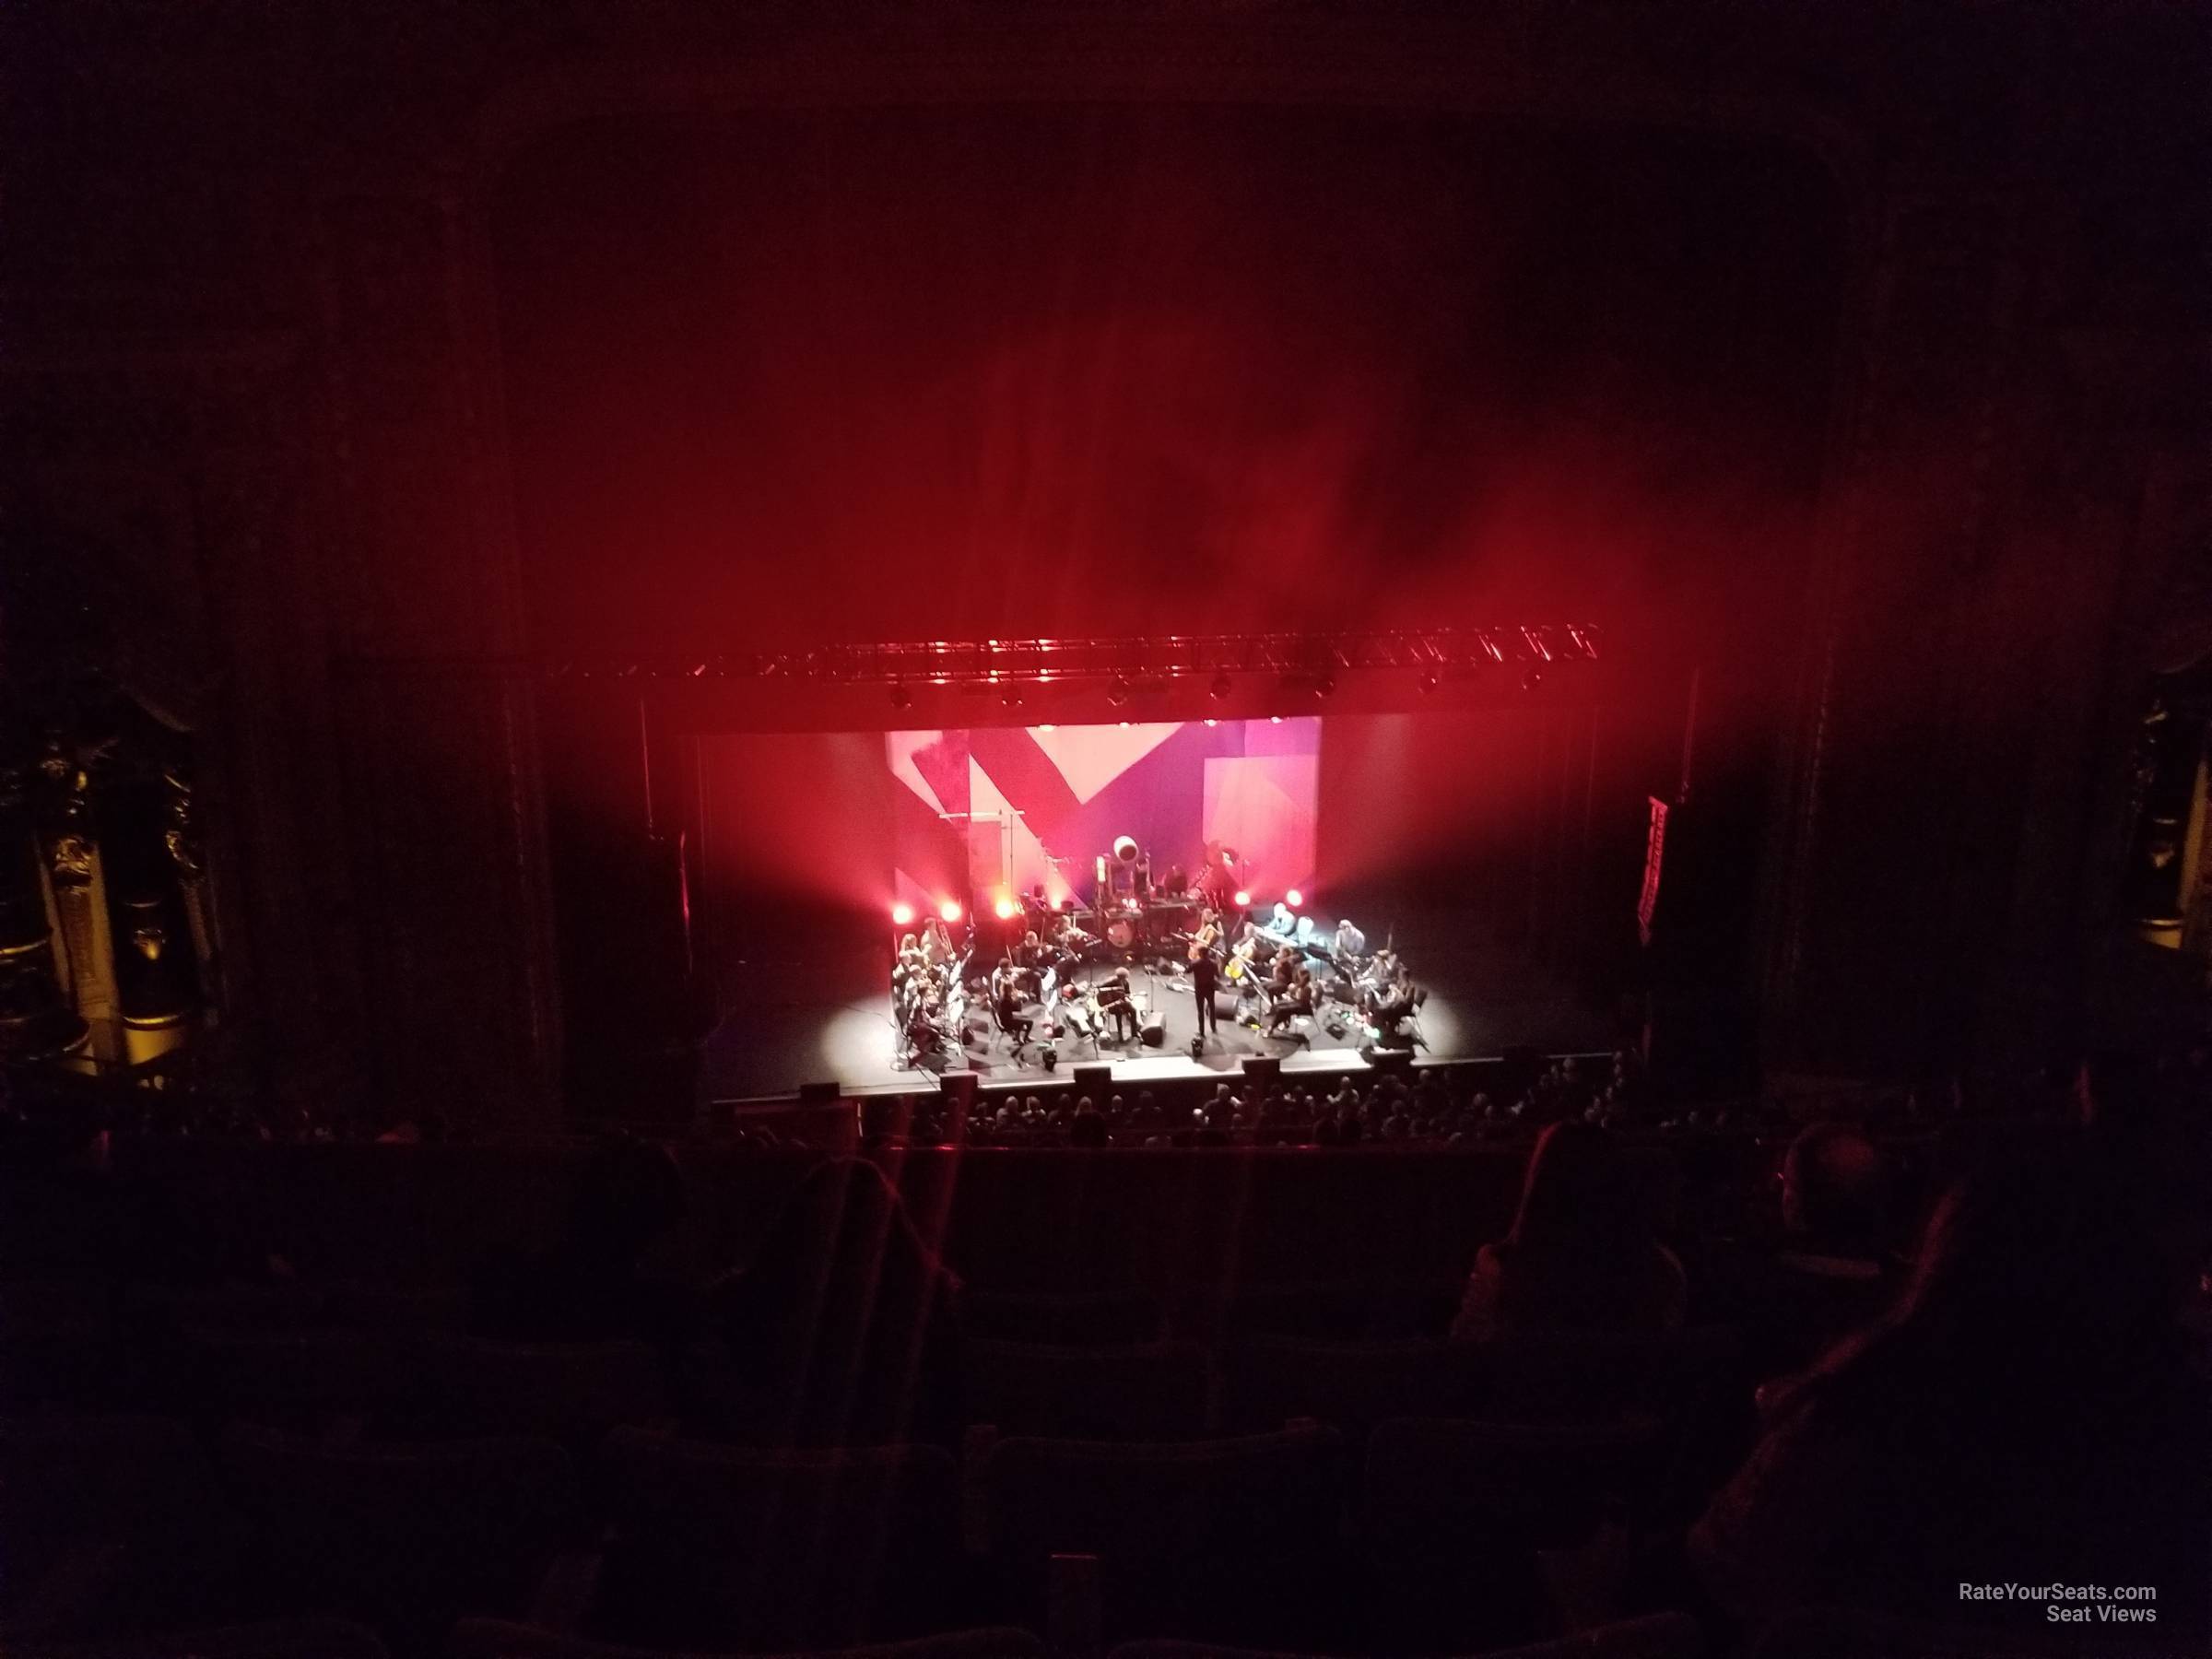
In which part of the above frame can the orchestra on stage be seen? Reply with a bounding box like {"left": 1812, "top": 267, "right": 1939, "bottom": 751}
{"left": 890, "top": 837, "right": 1429, "bottom": 1071}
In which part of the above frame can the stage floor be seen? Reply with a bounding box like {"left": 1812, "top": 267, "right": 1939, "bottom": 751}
{"left": 701, "top": 924, "right": 1610, "bottom": 1100}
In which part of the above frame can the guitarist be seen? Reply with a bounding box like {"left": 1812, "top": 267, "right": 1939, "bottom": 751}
{"left": 1188, "top": 908, "right": 1222, "bottom": 1038}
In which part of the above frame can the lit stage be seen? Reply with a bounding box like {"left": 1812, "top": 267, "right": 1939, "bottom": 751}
{"left": 690, "top": 711, "right": 1618, "bottom": 1102}
{"left": 702, "top": 924, "right": 1606, "bottom": 1100}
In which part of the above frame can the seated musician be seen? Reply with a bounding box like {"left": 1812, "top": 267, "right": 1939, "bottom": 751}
{"left": 1368, "top": 970, "right": 1425, "bottom": 1046}
{"left": 898, "top": 932, "right": 925, "bottom": 976}
{"left": 1266, "top": 967, "right": 1317, "bottom": 1034}
{"left": 991, "top": 962, "right": 1032, "bottom": 1047}
{"left": 1096, "top": 966, "right": 1139, "bottom": 1042}
{"left": 1333, "top": 917, "right": 1368, "bottom": 963}
{"left": 1017, "top": 930, "right": 1051, "bottom": 986}
{"left": 1053, "top": 912, "right": 1095, "bottom": 959}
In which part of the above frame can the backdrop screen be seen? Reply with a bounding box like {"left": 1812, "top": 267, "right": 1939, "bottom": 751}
{"left": 887, "top": 718, "right": 1319, "bottom": 913}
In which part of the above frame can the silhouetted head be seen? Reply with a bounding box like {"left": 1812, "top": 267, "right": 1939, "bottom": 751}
{"left": 1789, "top": 1130, "right": 2188, "bottom": 1431}
{"left": 1783, "top": 1123, "right": 1887, "bottom": 1253}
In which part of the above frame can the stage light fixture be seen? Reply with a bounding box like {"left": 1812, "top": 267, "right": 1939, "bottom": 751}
{"left": 1118, "top": 720, "right": 1131, "bottom": 729}
{"left": 891, "top": 902, "right": 915, "bottom": 927}
{"left": 1037, "top": 724, "right": 1056, "bottom": 733}
{"left": 1522, "top": 664, "right": 1546, "bottom": 691}
{"left": 1204, "top": 718, "right": 1218, "bottom": 727}
{"left": 1107, "top": 677, "right": 1132, "bottom": 707}
{"left": 1286, "top": 888, "right": 1304, "bottom": 908}
{"left": 1313, "top": 674, "right": 1335, "bottom": 700}
{"left": 1041, "top": 1044, "right": 1058, "bottom": 1072}
{"left": 1419, "top": 670, "right": 1441, "bottom": 693}
{"left": 939, "top": 899, "right": 963, "bottom": 924}
{"left": 889, "top": 682, "right": 912, "bottom": 710}
{"left": 1269, "top": 715, "right": 1283, "bottom": 724}
{"left": 994, "top": 896, "right": 1018, "bottom": 921}
{"left": 1209, "top": 673, "right": 1232, "bottom": 700}
{"left": 1233, "top": 888, "right": 1252, "bottom": 909}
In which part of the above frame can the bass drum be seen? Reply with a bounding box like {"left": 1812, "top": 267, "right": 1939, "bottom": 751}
{"left": 1104, "top": 916, "right": 1136, "bottom": 950}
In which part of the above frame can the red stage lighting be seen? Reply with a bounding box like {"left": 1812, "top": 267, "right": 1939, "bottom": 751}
{"left": 1233, "top": 889, "right": 1251, "bottom": 909}
{"left": 939, "top": 899, "right": 963, "bottom": 924}
{"left": 994, "top": 896, "right": 1018, "bottom": 921}
{"left": 891, "top": 902, "right": 915, "bottom": 927}
{"left": 1285, "top": 888, "right": 1304, "bottom": 908}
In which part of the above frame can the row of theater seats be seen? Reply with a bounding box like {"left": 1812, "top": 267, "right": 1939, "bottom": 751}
{"left": 6, "top": 1408, "right": 1709, "bottom": 1656}
{"left": 3, "top": 1274, "right": 1744, "bottom": 1448}
{"left": 9, "top": 1273, "right": 2191, "bottom": 1659}
{"left": 4, "top": 1612, "right": 1718, "bottom": 1658}
{"left": 0, "top": 1272, "right": 1744, "bottom": 1657}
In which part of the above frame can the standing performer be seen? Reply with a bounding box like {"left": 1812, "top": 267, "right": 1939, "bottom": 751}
{"left": 1192, "top": 941, "right": 1221, "bottom": 1038}
{"left": 922, "top": 912, "right": 959, "bottom": 968}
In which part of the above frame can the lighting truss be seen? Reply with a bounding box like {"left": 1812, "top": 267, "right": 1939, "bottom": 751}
{"left": 540, "top": 627, "right": 1599, "bottom": 685}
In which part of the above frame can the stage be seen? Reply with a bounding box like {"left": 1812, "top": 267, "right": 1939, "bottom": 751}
{"left": 700, "top": 919, "right": 1611, "bottom": 1100}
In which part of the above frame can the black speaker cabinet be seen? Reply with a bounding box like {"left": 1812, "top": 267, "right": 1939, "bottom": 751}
{"left": 1241, "top": 1055, "right": 1282, "bottom": 1084}
{"left": 1140, "top": 1013, "right": 1166, "bottom": 1047}
{"left": 1074, "top": 1063, "right": 1113, "bottom": 1095}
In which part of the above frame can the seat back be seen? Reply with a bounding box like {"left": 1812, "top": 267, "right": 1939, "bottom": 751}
{"left": 594, "top": 1429, "right": 960, "bottom": 1652}
{"left": 388, "top": 1337, "right": 665, "bottom": 1445}
{"left": 1473, "top": 1326, "right": 1737, "bottom": 1425}
{"left": 323, "top": 1283, "right": 472, "bottom": 1335}
{"left": 1365, "top": 1415, "right": 1665, "bottom": 1553}
{"left": 0, "top": 1281, "right": 129, "bottom": 1410}
{"left": 982, "top": 1425, "right": 1347, "bottom": 1646}
{"left": 129, "top": 1283, "right": 327, "bottom": 1335}
{"left": 964, "top": 1340, "right": 1209, "bottom": 1439}
{"left": 452, "top": 1620, "right": 1049, "bottom": 1659}
{"left": 1105, "top": 1612, "right": 1704, "bottom": 1659}
{"left": 1361, "top": 1416, "right": 1667, "bottom": 1653}
{"left": 179, "top": 1329, "right": 387, "bottom": 1433}
{"left": 15, "top": 1616, "right": 393, "bottom": 1659}
{"left": 1221, "top": 1335, "right": 1483, "bottom": 1437}
{"left": 962, "top": 1288, "right": 1162, "bottom": 1346}
{"left": 219, "top": 1427, "right": 581, "bottom": 1650}
{"left": 0, "top": 1413, "right": 252, "bottom": 1639}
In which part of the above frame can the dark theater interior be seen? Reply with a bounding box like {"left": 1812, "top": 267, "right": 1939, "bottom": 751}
{"left": 5, "top": 5, "right": 2211, "bottom": 1656}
